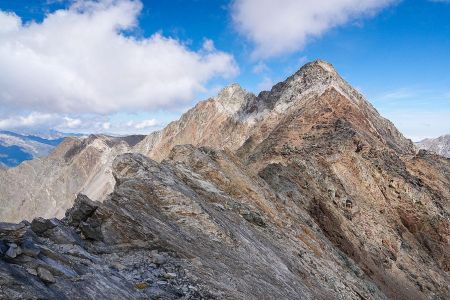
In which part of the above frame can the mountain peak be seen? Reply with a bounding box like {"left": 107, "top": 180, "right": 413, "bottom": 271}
{"left": 214, "top": 83, "right": 252, "bottom": 114}
{"left": 304, "top": 59, "right": 338, "bottom": 74}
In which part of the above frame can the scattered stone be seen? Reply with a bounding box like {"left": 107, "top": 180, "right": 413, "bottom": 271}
{"left": 111, "top": 262, "right": 126, "bottom": 271}
{"left": 37, "top": 267, "right": 56, "bottom": 284}
{"left": 26, "top": 268, "right": 38, "bottom": 276}
{"left": 151, "top": 254, "right": 167, "bottom": 266}
{"left": 163, "top": 272, "right": 177, "bottom": 279}
{"left": 5, "top": 243, "right": 22, "bottom": 258}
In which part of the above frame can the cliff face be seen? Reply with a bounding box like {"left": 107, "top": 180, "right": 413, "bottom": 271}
{"left": 0, "top": 60, "right": 449, "bottom": 299}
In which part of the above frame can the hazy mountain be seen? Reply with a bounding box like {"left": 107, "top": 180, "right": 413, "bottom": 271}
{"left": 416, "top": 134, "right": 450, "bottom": 158}
{"left": 1, "top": 61, "right": 449, "bottom": 299}
{"left": 0, "top": 130, "right": 68, "bottom": 167}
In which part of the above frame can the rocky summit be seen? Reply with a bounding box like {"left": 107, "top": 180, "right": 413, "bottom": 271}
{"left": 0, "top": 60, "right": 449, "bottom": 299}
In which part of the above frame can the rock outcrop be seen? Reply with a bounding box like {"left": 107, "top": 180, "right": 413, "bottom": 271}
{"left": 1, "top": 60, "right": 449, "bottom": 299}
{"left": 416, "top": 134, "right": 450, "bottom": 158}
{"left": 0, "top": 135, "right": 145, "bottom": 222}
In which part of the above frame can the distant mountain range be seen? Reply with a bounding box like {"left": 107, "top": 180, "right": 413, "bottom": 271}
{"left": 416, "top": 134, "right": 450, "bottom": 158}
{"left": 0, "top": 130, "right": 76, "bottom": 167}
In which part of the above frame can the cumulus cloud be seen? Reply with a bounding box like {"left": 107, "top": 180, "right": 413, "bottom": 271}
{"left": 231, "top": 0, "right": 396, "bottom": 58}
{"left": 0, "top": 0, "right": 238, "bottom": 114}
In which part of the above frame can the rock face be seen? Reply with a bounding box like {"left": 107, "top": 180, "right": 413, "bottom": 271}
{"left": 0, "top": 134, "right": 145, "bottom": 222}
{"left": 0, "top": 60, "right": 449, "bottom": 299}
{"left": 416, "top": 134, "right": 450, "bottom": 158}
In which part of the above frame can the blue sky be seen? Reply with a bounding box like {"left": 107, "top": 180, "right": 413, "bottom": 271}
{"left": 0, "top": 0, "right": 449, "bottom": 141}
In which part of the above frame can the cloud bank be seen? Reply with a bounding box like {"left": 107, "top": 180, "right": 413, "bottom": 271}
{"left": 232, "top": 0, "right": 396, "bottom": 58}
{"left": 0, "top": 0, "right": 238, "bottom": 115}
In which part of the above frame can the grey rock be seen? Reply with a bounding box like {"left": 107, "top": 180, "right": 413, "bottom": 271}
{"left": 37, "top": 267, "right": 56, "bottom": 284}
{"left": 163, "top": 272, "right": 177, "bottom": 279}
{"left": 31, "top": 217, "right": 58, "bottom": 234}
{"left": 5, "top": 243, "right": 21, "bottom": 258}
{"left": 65, "top": 194, "right": 98, "bottom": 226}
{"left": 79, "top": 221, "right": 103, "bottom": 241}
{"left": 20, "top": 240, "right": 40, "bottom": 257}
{"left": 26, "top": 268, "right": 38, "bottom": 276}
{"left": 0, "top": 240, "right": 7, "bottom": 255}
{"left": 151, "top": 254, "right": 167, "bottom": 266}
{"left": 241, "top": 210, "right": 266, "bottom": 227}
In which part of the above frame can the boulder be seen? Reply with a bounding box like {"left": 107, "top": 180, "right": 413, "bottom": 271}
{"left": 151, "top": 253, "right": 167, "bottom": 266}
{"left": 31, "top": 217, "right": 59, "bottom": 234}
{"left": 37, "top": 267, "right": 56, "bottom": 284}
{"left": 79, "top": 221, "right": 103, "bottom": 241}
{"left": 5, "top": 243, "right": 22, "bottom": 258}
{"left": 65, "top": 194, "right": 99, "bottom": 226}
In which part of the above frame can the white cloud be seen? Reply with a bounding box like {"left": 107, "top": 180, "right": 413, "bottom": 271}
{"left": 231, "top": 0, "right": 396, "bottom": 58}
{"left": 0, "top": 112, "right": 56, "bottom": 129}
{"left": 0, "top": 0, "right": 238, "bottom": 114}
{"left": 63, "top": 117, "right": 82, "bottom": 128}
{"left": 126, "top": 118, "right": 160, "bottom": 130}
{"left": 133, "top": 119, "right": 159, "bottom": 129}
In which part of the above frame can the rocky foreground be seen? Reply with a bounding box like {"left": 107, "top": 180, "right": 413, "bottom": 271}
{"left": 0, "top": 61, "right": 449, "bottom": 299}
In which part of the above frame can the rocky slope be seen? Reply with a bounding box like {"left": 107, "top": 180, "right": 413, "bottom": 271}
{"left": 0, "top": 134, "right": 144, "bottom": 222}
{"left": 416, "top": 134, "right": 450, "bottom": 158}
{"left": 0, "top": 60, "right": 449, "bottom": 299}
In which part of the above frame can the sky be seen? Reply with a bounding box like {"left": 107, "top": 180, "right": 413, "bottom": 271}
{"left": 0, "top": 0, "right": 449, "bottom": 141}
